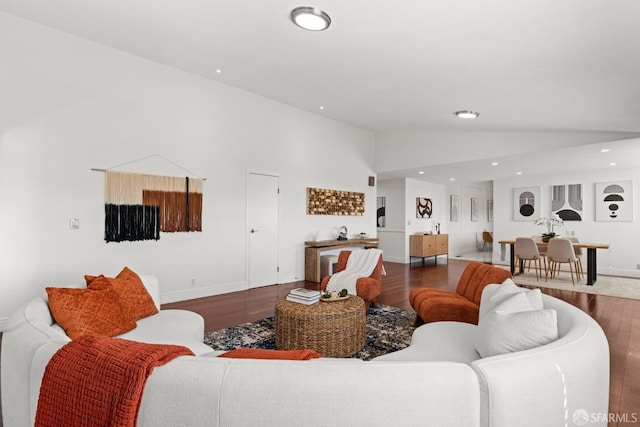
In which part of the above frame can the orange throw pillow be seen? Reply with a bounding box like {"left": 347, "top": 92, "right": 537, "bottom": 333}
{"left": 86, "top": 267, "right": 158, "bottom": 322}
{"left": 218, "top": 348, "right": 322, "bottom": 360}
{"left": 46, "top": 285, "right": 136, "bottom": 340}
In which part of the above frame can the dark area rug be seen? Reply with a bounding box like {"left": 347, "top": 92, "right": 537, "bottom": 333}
{"left": 204, "top": 304, "right": 415, "bottom": 361}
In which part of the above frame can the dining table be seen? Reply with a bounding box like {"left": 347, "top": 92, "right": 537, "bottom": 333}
{"left": 499, "top": 239, "right": 611, "bottom": 286}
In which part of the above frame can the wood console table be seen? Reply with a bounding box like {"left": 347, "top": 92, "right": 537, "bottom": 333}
{"left": 410, "top": 234, "right": 449, "bottom": 266}
{"left": 304, "top": 238, "right": 379, "bottom": 282}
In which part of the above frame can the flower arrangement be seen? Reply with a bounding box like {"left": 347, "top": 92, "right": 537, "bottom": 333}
{"left": 535, "top": 214, "right": 563, "bottom": 241}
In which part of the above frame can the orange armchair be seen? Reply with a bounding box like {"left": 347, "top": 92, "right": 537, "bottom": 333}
{"left": 409, "top": 262, "right": 512, "bottom": 326}
{"left": 320, "top": 250, "right": 383, "bottom": 311}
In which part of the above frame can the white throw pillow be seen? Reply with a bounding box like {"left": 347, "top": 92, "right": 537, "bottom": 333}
{"left": 478, "top": 278, "right": 543, "bottom": 322}
{"left": 475, "top": 292, "right": 558, "bottom": 358}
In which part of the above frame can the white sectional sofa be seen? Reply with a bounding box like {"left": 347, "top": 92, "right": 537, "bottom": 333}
{"left": 1, "top": 277, "right": 609, "bottom": 427}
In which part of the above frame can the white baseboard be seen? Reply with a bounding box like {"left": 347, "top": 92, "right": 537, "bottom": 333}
{"left": 160, "top": 281, "right": 247, "bottom": 305}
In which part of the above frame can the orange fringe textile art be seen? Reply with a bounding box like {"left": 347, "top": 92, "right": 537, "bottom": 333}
{"left": 104, "top": 171, "right": 203, "bottom": 242}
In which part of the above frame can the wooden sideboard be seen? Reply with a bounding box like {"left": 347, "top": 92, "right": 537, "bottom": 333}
{"left": 409, "top": 234, "right": 448, "bottom": 266}
{"left": 304, "top": 238, "right": 379, "bottom": 282}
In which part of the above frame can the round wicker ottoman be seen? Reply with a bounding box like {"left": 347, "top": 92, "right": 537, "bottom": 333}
{"left": 275, "top": 295, "right": 366, "bottom": 357}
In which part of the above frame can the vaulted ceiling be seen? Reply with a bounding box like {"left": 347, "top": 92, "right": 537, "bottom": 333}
{"left": 2, "top": 0, "right": 639, "bottom": 181}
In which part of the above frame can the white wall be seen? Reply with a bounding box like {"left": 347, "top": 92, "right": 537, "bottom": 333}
{"left": 493, "top": 167, "right": 640, "bottom": 277}
{"left": 376, "top": 179, "right": 405, "bottom": 263}
{"left": 377, "top": 178, "right": 492, "bottom": 263}
{"left": 0, "top": 13, "right": 376, "bottom": 325}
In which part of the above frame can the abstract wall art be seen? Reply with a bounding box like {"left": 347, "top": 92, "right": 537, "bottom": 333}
{"left": 416, "top": 197, "right": 432, "bottom": 218}
{"left": 552, "top": 183, "right": 582, "bottom": 221}
{"left": 104, "top": 171, "right": 203, "bottom": 242}
{"left": 307, "top": 187, "right": 365, "bottom": 215}
{"left": 595, "top": 180, "right": 633, "bottom": 221}
{"left": 376, "top": 196, "right": 386, "bottom": 227}
{"left": 513, "top": 186, "right": 540, "bottom": 221}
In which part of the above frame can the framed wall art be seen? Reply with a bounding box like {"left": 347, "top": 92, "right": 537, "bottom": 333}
{"left": 470, "top": 197, "right": 479, "bottom": 222}
{"left": 552, "top": 183, "right": 582, "bottom": 221}
{"left": 450, "top": 195, "right": 459, "bottom": 222}
{"left": 377, "top": 196, "right": 386, "bottom": 227}
{"left": 416, "top": 197, "right": 432, "bottom": 218}
{"left": 487, "top": 199, "right": 494, "bottom": 222}
{"left": 595, "top": 180, "right": 633, "bottom": 221}
{"left": 513, "top": 186, "right": 540, "bottom": 221}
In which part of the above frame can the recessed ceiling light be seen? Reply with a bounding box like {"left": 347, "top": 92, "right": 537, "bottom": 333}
{"left": 455, "top": 110, "right": 479, "bottom": 119}
{"left": 449, "top": 178, "right": 456, "bottom": 181}
{"left": 418, "top": 171, "right": 424, "bottom": 175}
{"left": 516, "top": 171, "right": 523, "bottom": 175}
{"left": 216, "top": 69, "right": 222, "bottom": 74}
{"left": 291, "top": 6, "right": 331, "bottom": 31}
{"left": 319, "top": 106, "right": 324, "bottom": 110}
{"left": 601, "top": 148, "right": 610, "bottom": 153}
{"left": 491, "top": 162, "right": 499, "bottom": 166}
{"left": 609, "top": 162, "right": 617, "bottom": 166}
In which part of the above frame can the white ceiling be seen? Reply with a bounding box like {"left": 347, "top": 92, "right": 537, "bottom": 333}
{"left": 2, "top": 0, "right": 640, "bottom": 181}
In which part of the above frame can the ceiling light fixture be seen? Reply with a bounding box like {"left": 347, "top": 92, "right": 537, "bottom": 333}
{"left": 609, "top": 162, "right": 617, "bottom": 166}
{"left": 601, "top": 148, "right": 610, "bottom": 153}
{"left": 419, "top": 171, "right": 425, "bottom": 174}
{"left": 491, "top": 162, "right": 499, "bottom": 166}
{"left": 291, "top": 7, "right": 331, "bottom": 31}
{"left": 516, "top": 171, "right": 523, "bottom": 175}
{"left": 455, "top": 110, "right": 479, "bottom": 119}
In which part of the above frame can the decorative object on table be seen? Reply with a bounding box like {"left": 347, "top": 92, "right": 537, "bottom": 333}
{"left": 337, "top": 225, "right": 348, "bottom": 240}
{"left": 376, "top": 196, "right": 386, "bottom": 227}
{"left": 552, "top": 183, "right": 582, "bottom": 221}
{"left": 358, "top": 232, "right": 368, "bottom": 238}
{"left": 306, "top": 187, "right": 365, "bottom": 216}
{"left": 535, "top": 214, "right": 564, "bottom": 242}
{"left": 286, "top": 288, "right": 320, "bottom": 305}
{"left": 595, "top": 180, "right": 633, "bottom": 221}
{"left": 416, "top": 197, "right": 432, "bottom": 218}
{"left": 435, "top": 222, "right": 441, "bottom": 234}
{"left": 320, "top": 289, "right": 349, "bottom": 301}
{"left": 470, "top": 197, "right": 479, "bottom": 222}
{"left": 513, "top": 186, "right": 540, "bottom": 221}
{"left": 450, "top": 194, "right": 459, "bottom": 222}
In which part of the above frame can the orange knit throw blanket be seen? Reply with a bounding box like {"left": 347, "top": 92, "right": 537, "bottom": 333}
{"left": 35, "top": 335, "right": 194, "bottom": 427}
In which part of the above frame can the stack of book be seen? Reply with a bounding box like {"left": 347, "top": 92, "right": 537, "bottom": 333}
{"left": 286, "top": 288, "right": 320, "bottom": 305}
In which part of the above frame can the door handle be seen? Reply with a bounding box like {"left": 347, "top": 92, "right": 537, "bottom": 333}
{"left": 250, "top": 228, "right": 260, "bottom": 233}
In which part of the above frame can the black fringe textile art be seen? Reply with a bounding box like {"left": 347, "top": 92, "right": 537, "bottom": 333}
{"left": 104, "top": 171, "right": 203, "bottom": 243}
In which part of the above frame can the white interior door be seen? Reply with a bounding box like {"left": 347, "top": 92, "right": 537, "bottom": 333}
{"left": 248, "top": 173, "right": 279, "bottom": 288}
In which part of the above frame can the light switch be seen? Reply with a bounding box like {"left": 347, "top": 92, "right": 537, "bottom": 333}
{"left": 69, "top": 218, "right": 80, "bottom": 229}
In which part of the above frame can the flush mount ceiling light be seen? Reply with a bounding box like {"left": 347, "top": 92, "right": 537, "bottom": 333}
{"left": 291, "top": 6, "right": 331, "bottom": 31}
{"left": 455, "top": 110, "right": 480, "bottom": 119}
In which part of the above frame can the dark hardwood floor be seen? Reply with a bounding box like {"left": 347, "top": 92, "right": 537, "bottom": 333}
{"left": 164, "top": 258, "right": 639, "bottom": 427}
{"left": 1, "top": 258, "right": 637, "bottom": 427}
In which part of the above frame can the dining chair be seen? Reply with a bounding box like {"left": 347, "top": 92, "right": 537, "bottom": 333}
{"left": 532, "top": 235, "right": 548, "bottom": 271}
{"left": 546, "top": 238, "right": 581, "bottom": 285}
{"left": 481, "top": 231, "right": 493, "bottom": 252}
{"left": 515, "top": 237, "right": 544, "bottom": 281}
{"left": 564, "top": 236, "right": 584, "bottom": 278}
